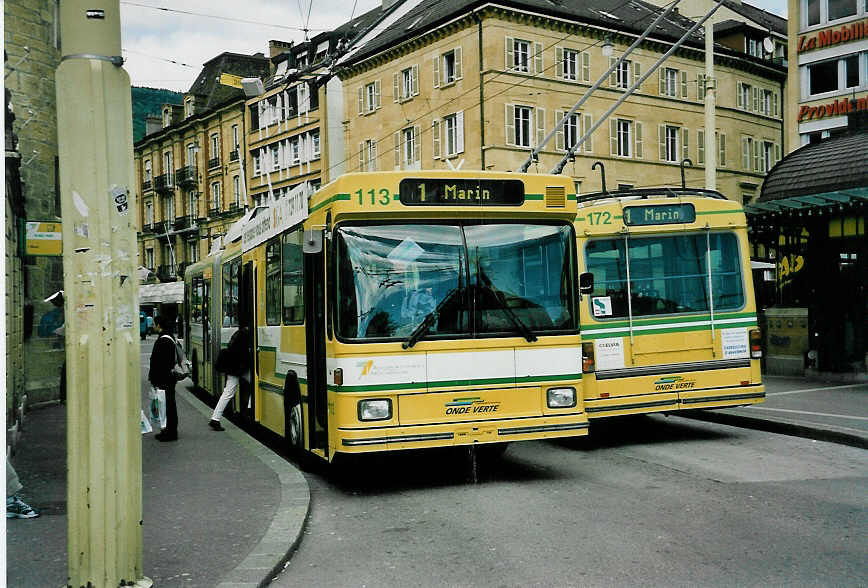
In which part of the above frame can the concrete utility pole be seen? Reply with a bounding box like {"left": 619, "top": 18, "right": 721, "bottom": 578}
{"left": 704, "top": 22, "right": 717, "bottom": 190}
{"left": 55, "top": 2, "right": 150, "bottom": 586}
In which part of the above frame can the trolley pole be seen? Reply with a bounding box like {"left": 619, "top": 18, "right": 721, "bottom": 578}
{"left": 55, "top": 2, "right": 149, "bottom": 586}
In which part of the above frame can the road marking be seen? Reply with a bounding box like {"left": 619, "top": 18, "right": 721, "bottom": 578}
{"left": 747, "top": 406, "right": 868, "bottom": 421}
{"left": 767, "top": 383, "right": 867, "bottom": 396}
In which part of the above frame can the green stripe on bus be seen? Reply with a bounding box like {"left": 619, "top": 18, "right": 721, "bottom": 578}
{"left": 309, "top": 192, "right": 351, "bottom": 213}
{"left": 581, "top": 311, "right": 757, "bottom": 331}
{"left": 525, "top": 193, "right": 544, "bottom": 200}
{"left": 580, "top": 320, "right": 758, "bottom": 339}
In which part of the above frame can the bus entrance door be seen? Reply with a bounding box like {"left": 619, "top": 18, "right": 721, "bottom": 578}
{"left": 303, "top": 238, "right": 328, "bottom": 457}
{"left": 239, "top": 261, "right": 256, "bottom": 421}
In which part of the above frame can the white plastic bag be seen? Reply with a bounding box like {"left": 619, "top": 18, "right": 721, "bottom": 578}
{"left": 148, "top": 385, "right": 167, "bottom": 429}
{"left": 140, "top": 409, "right": 153, "bottom": 434}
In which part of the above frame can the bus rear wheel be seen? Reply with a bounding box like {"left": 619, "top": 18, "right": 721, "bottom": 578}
{"left": 289, "top": 403, "right": 303, "bottom": 449}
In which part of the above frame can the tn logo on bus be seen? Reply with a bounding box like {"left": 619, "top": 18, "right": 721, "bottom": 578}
{"left": 654, "top": 376, "right": 696, "bottom": 391}
{"left": 445, "top": 397, "right": 500, "bottom": 415}
{"left": 357, "top": 360, "right": 374, "bottom": 377}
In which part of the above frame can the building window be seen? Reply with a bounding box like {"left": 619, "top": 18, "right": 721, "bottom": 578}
{"left": 290, "top": 137, "right": 300, "bottom": 165}
{"left": 184, "top": 97, "right": 194, "bottom": 118}
{"left": 188, "top": 240, "right": 199, "bottom": 264}
{"left": 616, "top": 60, "right": 631, "bottom": 89}
{"left": 395, "top": 65, "right": 419, "bottom": 101}
{"left": 513, "top": 39, "right": 530, "bottom": 72}
{"left": 559, "top": 112, "right": 580, "bottom": 152}
{"left": 664, "top": 125, "right": 679, "bottom": 162}
{"left": 145, "top": 248, "right": 154, "bottom": 270}
{"left": 804, "top": 0, "right": 865, "bottom": 26}
{"left": 187, "top": 190, "right": 197, "bottom": 217}
{"left": 163, "top": 195, "right": 174, "bottom": 222}
{"left": 738, "top": 82, "right": 753, "bottom": 110}
{"left": 144, "top": 201, "right": 153, "bottom": 226}
{"left": 616, "top": 119, "right": 632, "bottom": 157}
{"left": 211, "top": 182, "right": 221, "bottom": 211}
{"left": 233, "top": 175, "right": 241, "bottom": 207}
{"left": 360, "top": 80, "right": 381, "bottom": 114}
{"left": 163, "top": 152, "right": 172, "bottom": 175}
{"left": 663, "top": 67, "right": 678, "bottom": 97}
{"left": 272, "top": 147, "right": 279, "bottom": 170}
{"left": 144, "top": 160, "right": 152, "bottom": 182}
{"left": 515, "top": 105, "right": 532, "bottom": 147}
{"left": 232, "top": 125, "right": 239, "bottom": 150}
{"left": 396, "top": 126, "right": 420, "bottom": 168}
{"left": 742, "top": 136, "right": 755, "bottom": 171}
{"left": 311, "top": 130, "right": 320, "bottom": 159}
{"left": 439, "top": 49, "right": 462, "bottom": 85}
{"left": 210, "top": 134, "right": 219, "bottom": 164}
{"left": 359, "top": 139, "right": 377, "bottom": 172}
{"left": 444, "top": 112, "right": 464, "bottom": 157}
{"left": 253, "top": 151, "right": 261, "bottom": 176}
{"left": 562, "top": 48, "right": 577, "bottom": 80}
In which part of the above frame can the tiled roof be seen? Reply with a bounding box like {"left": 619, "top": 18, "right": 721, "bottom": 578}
{"left": 187, "top": 52, "right": 271, "bottom": 111}
{"left": 759, "top": 132, "right": 868, "bottom": 201}
{"left": 342, "top": 0, "right": 709, "bottom": 66}
{"left": 723, "top": 0, "right": 787, "bottom": 36}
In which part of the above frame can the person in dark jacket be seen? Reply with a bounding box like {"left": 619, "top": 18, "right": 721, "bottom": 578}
{"left": 209, "top": 326, "right": 251, "bottom": 431}
{"left": 149, "top": 315, "right": 180, "bottom": 441}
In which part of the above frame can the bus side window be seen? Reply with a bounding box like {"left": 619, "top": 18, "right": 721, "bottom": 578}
{"left": 265, "top": 238, "right": 282, "bottom": 326}
{"left": 282, "top": 230, "right": 304, "bottom": 324}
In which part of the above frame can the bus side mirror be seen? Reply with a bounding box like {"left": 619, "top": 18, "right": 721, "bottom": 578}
{"left": 579, "top": 272, "right": 594, "bottom": 295}
{"left": 303, "top": 229, "right": 323, "bottom": 254}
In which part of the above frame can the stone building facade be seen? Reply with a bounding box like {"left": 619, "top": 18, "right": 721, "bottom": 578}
{"left": 338, "top": 0, "right": 786, "bottom": 202}
{"left": 5, "top": 0, "right": 65, "bottom": 406}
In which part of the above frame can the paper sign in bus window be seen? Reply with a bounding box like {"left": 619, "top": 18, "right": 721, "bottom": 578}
{"left": 594, "top": 337, "right": 625, "bottom": 370}
{"left": 591, "top": 296, "right": 613, "bottom": 317}
{"left": 721, "top": 328, "right": 749, "bottom": 359}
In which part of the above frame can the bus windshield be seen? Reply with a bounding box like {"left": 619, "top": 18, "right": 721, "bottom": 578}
{"left": 336, "top": 223, "right": 576, "bottom": 341}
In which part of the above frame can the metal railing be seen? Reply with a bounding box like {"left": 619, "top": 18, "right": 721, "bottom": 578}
{"left": 175, "top": 166, "right": 197, "bottom": 187}
{"left": 154, "top": 173, "right": 173, "bottom": 193}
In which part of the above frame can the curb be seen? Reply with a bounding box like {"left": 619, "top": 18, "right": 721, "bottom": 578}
{"left": 179, "top": 386, "right": 310, "bottom": 587}
{"left": 682, "top": 409, "right": 868, "bottom": 450}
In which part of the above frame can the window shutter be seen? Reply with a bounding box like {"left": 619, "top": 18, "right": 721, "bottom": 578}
{"left": 555, "top": 47, "right": 564, "bottom": 78}
{"left": 658, "top": 124, "right": 666, "bottom": 160}
{"left": 433, "top": 55, "right": 440, "bottom": 88}
{"left": 582, "top": 51, "right": 591, "bottom": 83}
{"left": 455, "top": 47, "right": 463, "bottom": 80}
{"left": 680, "top": 70, "right": 688, "bottom": 98}
{"left": 414, "top": 125, "right": 421, "bottom": 162}
{"left": 659, "top": 68, "right": 666, "bottom": 95}
{"left": 583, "top": 113, "right": 594, "bottom": 152}
{"left": 633, "top": 61, "right": 641, "bottom": 87}
{"left": 359, "top": 142, "right": 364, "bottom": 171}
{"left": 697, "top": 130, "right": 705, "bottom": 164}
{"left": 772, "top": 92, "right": 779, "bottom": 117}
{"left": 610, "top": 119, "right": 618, "bottom": 156}
{"left": 374, "top": 79, "right": 381, "bottom": 109}
{"left": 737, "top": 82, "right": 744, "bottom": 109}
{"left": 455, "top": 112, "right": 464, "bottom": 154}
{"left": 698, "top": 73, "right": 706, "bottom": 100}
{"left": 634, "top": 121, "right": 643, "bottom": 158}
{"left": 371, "top": 140, "right": 377, "bottom": 171}
{"left": 555, "top": 111, "right": 565, "bottom": 151}
{"left": 357, "top": 88, "right": 363, "bottom": 114}
{"left": 412, "top": 64, "right": 419, "bottom": 95}
{"left": 432, "top": 119, "right": 441, "bottom": 159}
{"left": 533, "top": 42, "right": 543, "bottom": 74}
{"left": 774, "top": 143, "right": 781, "bottom": 166}
{"left": 536, "top": 107, "right": 546, "bottom": 148}
{"left": 752, "top": 87, "right": 759, "bottom": 112}
{"left": 394, "top": 132, "right": 401, "bottom": 168}
{"left": 393, "top": 72, "right": 400, "bottom": 102}
{"left": 609, "top": 57, "right": 617, "bottom": 87}
{"left": 718, "top": 133, "right": 726, "bottom": 166}
{"left": 505, "top": 104, "right": 515, "bottom": 146}
{"left": 682, "top": 128, "right": 689, "bottom": 162}
{"left": 741, "top": 137, "right": 749, "bottom": 170}
{"left": 505, "top": 37, "right": 514, "bottom": 70}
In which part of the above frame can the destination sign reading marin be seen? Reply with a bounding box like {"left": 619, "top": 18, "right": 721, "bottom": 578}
{"left": 399, "top": 178, "right": 525, "bottom": 205}
{"left": 624, "top": 203, "right": 696, "bottom": 226}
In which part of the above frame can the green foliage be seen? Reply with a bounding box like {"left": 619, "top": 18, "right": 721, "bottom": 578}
{"left": 132, "top": 87, "right": 182, "bottom": 142}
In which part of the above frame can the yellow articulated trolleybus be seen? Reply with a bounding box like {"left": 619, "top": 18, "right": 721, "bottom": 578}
{"left": 574, "top": 187, "right": 765, "bottom": 418}
{"left": 186, "top": 171, "right": 590, "bottom": 464}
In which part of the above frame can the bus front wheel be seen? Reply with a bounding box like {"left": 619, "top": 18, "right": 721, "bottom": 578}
{"left": 289, "top": 403, "right": 303, "bottom": 449}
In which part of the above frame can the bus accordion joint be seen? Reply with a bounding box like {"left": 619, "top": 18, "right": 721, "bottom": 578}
{"left": 750, "top": 329, "right": 762, "bottom": 359}
{"left": 582, "top": 342, "right": 595, "bottom": 373}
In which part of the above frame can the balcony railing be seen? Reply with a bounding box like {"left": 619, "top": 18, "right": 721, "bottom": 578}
{"left": 175, "top": 166, "right": 197, "bottom": 188}
{"left": 208, "top": 157, "right": 220, "bottom": 169}
{"left": 154, "top": 173, "right": 173, "bottom": 193}
{"left": 229, "top": 150, "right": 239, "bottom": 162}
{"left": 152, "top": 221, "right": 167, "bottom": 235}
{"left": 208, "top": 206, "right": 221, "bottom": 217}
{"left": 142, "top": 180, "right": 152, "bottom": 192}
{"left": 173, "top": 215, "right": 193, "bottom": 231}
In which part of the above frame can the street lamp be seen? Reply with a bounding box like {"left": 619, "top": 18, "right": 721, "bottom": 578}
{"left": 602, "top": 36, "right": 614, "bottom": 57}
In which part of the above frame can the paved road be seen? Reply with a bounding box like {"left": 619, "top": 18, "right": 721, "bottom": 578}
{"left": 274, "top": 415, "right": 867, "bottom": 587}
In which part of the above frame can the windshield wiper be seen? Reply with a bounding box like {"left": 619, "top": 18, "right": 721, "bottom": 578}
{"left": 477, "top": 271, "right": 537, "bottom": 343}
{"left": 402, "top": 287, "right": 460, "bottom": 349}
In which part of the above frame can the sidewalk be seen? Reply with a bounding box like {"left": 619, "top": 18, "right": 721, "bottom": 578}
{"left": 683, "top": 375, "right": 868, "bottom": 449}
{"left": 6, "top": 336, "right": 309, "bottom": 588}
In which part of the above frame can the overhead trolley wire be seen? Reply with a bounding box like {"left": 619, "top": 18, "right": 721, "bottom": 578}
{"left": 120, "top": 1, "right": 330, "bottom": 33}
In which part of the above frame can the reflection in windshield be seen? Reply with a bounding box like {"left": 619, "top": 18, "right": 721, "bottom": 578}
{"left": 336, "top": 223, "right": 575, "bottom": 341}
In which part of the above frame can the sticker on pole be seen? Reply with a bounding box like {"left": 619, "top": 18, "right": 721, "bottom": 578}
{"left": 111, "top": 186, "right": 129, "bottom": 216}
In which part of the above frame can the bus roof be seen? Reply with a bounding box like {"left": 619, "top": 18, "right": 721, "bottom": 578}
{"left": 578, "top": 187, "right": 727, "bottom": 204}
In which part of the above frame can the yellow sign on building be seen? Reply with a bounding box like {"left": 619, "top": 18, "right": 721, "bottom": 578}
{"left": 25, "top": 221, "right": 63, "bottom": 256}
{"left": 219, "top": 73, "right": 243, "bottom": 88}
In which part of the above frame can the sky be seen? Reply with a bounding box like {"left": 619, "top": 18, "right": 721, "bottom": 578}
{"left": 120, "top": 0, "right": 789, "bottom": 92}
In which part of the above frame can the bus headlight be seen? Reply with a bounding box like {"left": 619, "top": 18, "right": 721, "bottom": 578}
{"left": 547, "top": 387, "right": 576, "bottom": 408}
{"left": 358, "top": 399, "right": 392, "bottom": 421}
